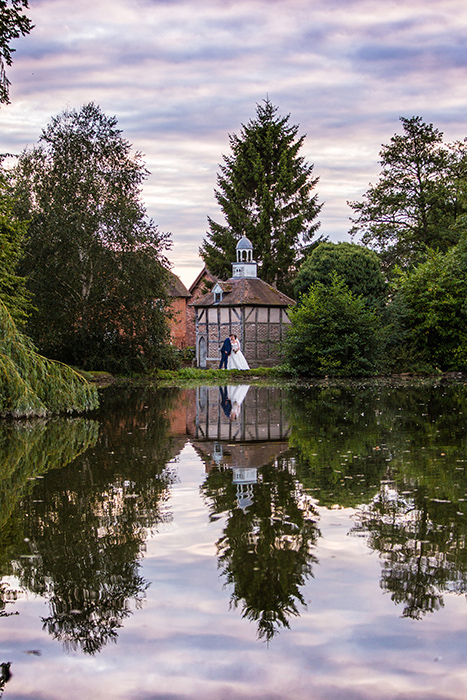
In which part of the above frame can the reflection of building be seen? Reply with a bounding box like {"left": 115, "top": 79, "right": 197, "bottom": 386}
{"left": 232, "top": 467, "right": 258, "bottom": 511}
{"left": 193, "top": 385, "right": 291, "bottom": 510}
{"left": 194, "top": 385, "right": 290, "bottom": 443}
{"left": 192, "top": 237, "right": 295, "bottom": 368}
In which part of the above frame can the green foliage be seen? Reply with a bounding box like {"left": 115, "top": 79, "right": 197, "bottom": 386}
{"left": 294, "top": 241, "right": 387, "bottom": 307}
{"left": 391, "top": 230, "right": 467, "bottom": 371}
{"left": 0, "top": 167, "right": 31, "bottom": 324}
{"left": 13, "top": 102, "right": 173, "bottom": 373}
{"left": 284, "top": 275, "right": 382, "bottom": 377}
{"left": 200, "top": 99, "right": 323, "bottom": 294}
{"left": 0, "top": 417, "right": 99, "bottom": 538}
{"left": 0, "top": 298, "right": 98, "bottom": 417}
{"left": 202, "top": 457, "right": 318, "bottom": 641}
{"left": 349, "top": 116, "right": 467, "bottom": 273}
{"left": 0, "top": 0, "right": 33, "bottom": 104}
{"left": 2, "top": 386, "right": 179, "bottom": 652}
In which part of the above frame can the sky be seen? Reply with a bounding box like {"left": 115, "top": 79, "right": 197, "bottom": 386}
{"left": 2, "top": 0, "right": 467, "bottom": 287}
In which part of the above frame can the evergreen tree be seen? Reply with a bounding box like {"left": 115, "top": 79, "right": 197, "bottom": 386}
{"left": 13, "top": 103, "right": 173, "bottom": 373}
{"left": 349, "top": 116, "right": 467, "bottom": 274}
{"left": 200, "top": 99, "right": 322, "bottom": 293}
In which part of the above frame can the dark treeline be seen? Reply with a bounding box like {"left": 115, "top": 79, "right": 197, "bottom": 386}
{"left": 3, "top": 99, "right": 467, "bottom": 383}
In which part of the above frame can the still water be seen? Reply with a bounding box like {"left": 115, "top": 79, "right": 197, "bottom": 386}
{"left": 1, "top": 381, "right": 467, "bottom": 699}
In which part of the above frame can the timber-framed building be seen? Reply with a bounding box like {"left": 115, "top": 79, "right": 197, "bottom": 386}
{"left": 192, "top": 237, "right": 295, "bottom": 368}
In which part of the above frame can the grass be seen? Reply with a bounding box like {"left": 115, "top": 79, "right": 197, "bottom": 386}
{"left": 151, "top": 365, "right": 290, "bottom": 386}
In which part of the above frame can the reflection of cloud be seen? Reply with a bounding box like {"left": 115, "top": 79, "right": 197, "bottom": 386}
{"left": 2, "top": 0, "right": 467, "bottom": 284}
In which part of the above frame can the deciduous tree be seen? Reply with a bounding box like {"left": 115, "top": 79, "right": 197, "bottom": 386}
{"left": 284, "top": 275, "right": 382, "bottom": 377}
{"left": 0, "top": 0, "right": 33, "bottom": 103}
{"left": 391, "top": 226, "right": 467, "bottom": 371}
{"left": 14, "top": 103, "right": 173, "bottom": 372}
{"left": 294, "top": 241, "right": 387, "bottom": 308}
{"left": 0, "top": 166, "right": 30, "bottom": 324}
{"left": 349, "top": 116, "right": 467, "bottom": 273}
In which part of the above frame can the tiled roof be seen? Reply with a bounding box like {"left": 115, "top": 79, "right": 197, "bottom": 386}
{"left": 167, "top": 271, "right": 191, "bottom": 298}
{"left": 188, "top": 265, "right": 218, "bottom": 294}
{"left": 191, "top": 277, "right": 295, "bottom": 307}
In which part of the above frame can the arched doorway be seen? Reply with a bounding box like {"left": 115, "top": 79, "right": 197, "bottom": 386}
{"left": 198, "top": 336, "right": 207, "bottom": 368}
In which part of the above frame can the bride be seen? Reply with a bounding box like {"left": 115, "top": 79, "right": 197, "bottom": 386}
{"left": 227, "top": 334, "right": 250, "bottom": 370}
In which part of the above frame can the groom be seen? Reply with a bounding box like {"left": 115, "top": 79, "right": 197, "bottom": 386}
{"left": 219, "top": 335, "right": 232, "bottom": 369}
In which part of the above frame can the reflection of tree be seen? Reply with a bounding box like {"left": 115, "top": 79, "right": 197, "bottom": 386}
{"left": 3, "top": 387, "right": 181, "bottom": 653}
{"left": 0, "top": 418, "right": 99, "bottom": 572}
{"left": 0, "top": 661, "right": 11, "bottom": 698}
{"left": 352, "top": 482, "right": 467, "bottom": 618}
{"left": 202, "top": 456, "right": 319, "bottom": 641}
{"left": 287, "top": 381, "right": 467, "bottom": 619}
{"left": 0, "top": 418, "right": 99, "bottom": 530}
{"left": 285, "top": 385, "right": 390, "bottom": 507}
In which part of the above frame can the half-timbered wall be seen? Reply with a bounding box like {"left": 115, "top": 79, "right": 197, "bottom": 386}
{"left": 195, "top": 305, "right": 292, "bottom": 368}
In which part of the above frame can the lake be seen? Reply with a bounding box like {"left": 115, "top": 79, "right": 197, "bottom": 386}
{"left": 1, "top": 381, "right": 467, "bottom": 700}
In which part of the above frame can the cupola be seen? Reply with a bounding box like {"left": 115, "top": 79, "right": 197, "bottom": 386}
{"left": 232, "top": 236, "right": 257, "bottom": 278}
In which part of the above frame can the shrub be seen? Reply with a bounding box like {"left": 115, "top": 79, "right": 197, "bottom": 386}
{"left": 284, "top": 275, "right": 382, "bottom": 377}
{"left": 392, "top": 233, "right": 467, "bottom": 371}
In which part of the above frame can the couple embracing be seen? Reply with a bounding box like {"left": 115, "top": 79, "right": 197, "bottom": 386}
{"left": 219, "top": 333, "right": 250, "bottom": 370}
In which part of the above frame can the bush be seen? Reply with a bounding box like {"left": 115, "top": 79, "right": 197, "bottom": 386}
{"left": 391, "top": 233, "right": 467, "bottom": 371}
{"left": 284, "top": 275, "right": 382, "bottom": 377}
{"left": 294, "top": 241, "right": 387, "bottom": 309}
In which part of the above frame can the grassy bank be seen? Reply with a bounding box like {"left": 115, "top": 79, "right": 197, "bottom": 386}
{"left": 151, "top": 366, "right": 288, "bottom": 386}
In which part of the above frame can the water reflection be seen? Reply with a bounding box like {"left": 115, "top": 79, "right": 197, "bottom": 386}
{"left": 195, "top": 384, "right": 289, "bottom": 442}
{"left": 2, "top": 380, "right": 467, "bottom": 667}
{"left": 286, "top": 382, "right": 467, "bottom": 620}
{"left": 1, "top": 387, "right": 181, "bottom": 654}
{"left": 195, "top": 385, "right": 319, "bottom": 641}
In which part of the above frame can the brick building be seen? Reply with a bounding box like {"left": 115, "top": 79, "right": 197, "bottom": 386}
{"left": 192, "top": 237, "right": 295, "bottom": 368}
{"left": 186, "top": 266, "right": 218, "bottom": 347}
{"left": 167, "top": 271, "right": 191, "bottom": 349}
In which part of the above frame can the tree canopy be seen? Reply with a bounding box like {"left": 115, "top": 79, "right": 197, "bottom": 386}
{"left": 349, "top": 116, "right": 467, "bottom": 274}
{"left": 200, "top": 99, "right": 323, "bottom": 294}
{"left": 0, "top": 0, "right": 33, "bottom": 104}
{"left": 13, "top": 103, "right": 173, "bottom": 373}
{"left": 0, "top": 166, "right": 30, "bottom": 324}
{"left": 392, "top": 227, "right": 467, "bottom": 372}
{"left": 284, "top": 275, "right": 382, "bottom": 377}
{"left": 294, "top": 241, "right": 387, "bottom": 307}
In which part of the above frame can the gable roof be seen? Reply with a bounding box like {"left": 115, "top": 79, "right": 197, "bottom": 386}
{"left": 167, "top": 270, "right": 191, "bottom": 298}
{"left": 189, "top": 265, "right": 218, "bottom": 294}
{"left": 191, "top": 276, "right": 295, "bottom": 308}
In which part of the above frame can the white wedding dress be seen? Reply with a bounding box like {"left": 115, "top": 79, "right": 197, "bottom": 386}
{"left": 227, "top": 340, "right": 250, "bottom": 370}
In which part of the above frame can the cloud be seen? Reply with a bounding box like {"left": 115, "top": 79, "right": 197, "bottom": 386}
{"left": 2, "top": 0, "right": 467, "bottom": 284}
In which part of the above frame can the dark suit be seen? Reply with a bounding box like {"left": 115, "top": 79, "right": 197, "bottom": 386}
{"left": 219, "top": 386, "right": 232, "bottom": 417}
{"left": 219, "top": 337, "right": 231, "bottom": 369}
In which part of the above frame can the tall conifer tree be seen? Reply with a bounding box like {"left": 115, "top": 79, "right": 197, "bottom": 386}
{"left": 200, "top": 99, "right": 322, "bottom": 293}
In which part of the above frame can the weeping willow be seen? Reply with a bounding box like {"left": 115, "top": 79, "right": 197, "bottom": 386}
{"left": 0, "top": 418, "right": 99, "bottom": 536}
{"left": 0, "top": 300, "right": 99, "bottom": 417}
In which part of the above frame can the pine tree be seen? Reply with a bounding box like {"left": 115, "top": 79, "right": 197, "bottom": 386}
{"left": 200, "top": 99, "right": 322, "bottom": 293}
